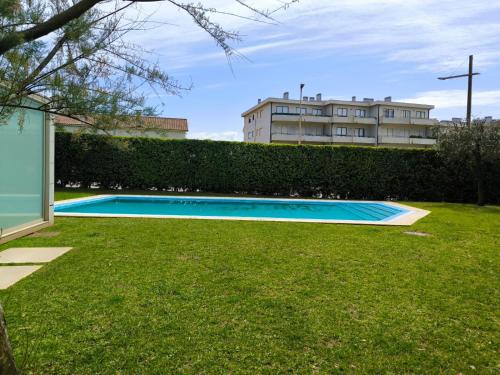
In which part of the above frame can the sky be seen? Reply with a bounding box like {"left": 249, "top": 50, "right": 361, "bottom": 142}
{"left": 121, "top": 0, "right": 500, "bottom": 141}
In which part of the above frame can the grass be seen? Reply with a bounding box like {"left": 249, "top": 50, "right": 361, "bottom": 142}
{"left": 0, "top": 190, "right": 498, "bottom": 373}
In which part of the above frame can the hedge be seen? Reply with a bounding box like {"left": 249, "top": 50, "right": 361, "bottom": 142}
{"left": 55, "top": 133, "right": 500, "bottom": 203}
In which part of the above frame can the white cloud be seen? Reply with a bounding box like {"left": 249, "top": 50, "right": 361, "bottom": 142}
{"left": 400, "top": 90, "right": 500, "bottom": 108}
{"left": 188, "top": 131, "right": 242, "bottom": 141}
{"left": 124, "top": 0, "right": 500, "bottom": 74}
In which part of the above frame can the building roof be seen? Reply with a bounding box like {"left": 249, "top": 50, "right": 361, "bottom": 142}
{"left": 241, "top": 97, "right": 435, "bottom": 116}
{"left": 55, "top": 115, "right": 188, "bottom": 132}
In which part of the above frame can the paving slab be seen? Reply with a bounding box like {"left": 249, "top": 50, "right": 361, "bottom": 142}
{"left": 0, "top": 266, "right": 42, "bottom": 289}
{"left": 0, "top": 247, "right": 73, "bottom": 264}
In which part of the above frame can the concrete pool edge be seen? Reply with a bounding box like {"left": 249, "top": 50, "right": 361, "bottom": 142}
{"left": 54, "top": 195, "right": 430, "bottom": 226}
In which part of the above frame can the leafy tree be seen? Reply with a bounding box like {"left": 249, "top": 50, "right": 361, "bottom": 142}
{"left": 0, "top": 1, "right": 296, "bottom": 373}
{"left": 437, "top": 119, "right": 500, "bottom": 206}
{"left": 0, "top": 0, "right": 296, "bottom": 129}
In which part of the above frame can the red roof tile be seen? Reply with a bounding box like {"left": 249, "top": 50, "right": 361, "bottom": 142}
{"left": 55, "top": 115, "right": 188, "bottom": 131}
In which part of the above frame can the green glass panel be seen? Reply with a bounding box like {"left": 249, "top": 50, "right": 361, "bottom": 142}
{"left": 0, "top": 104, "right": 45, "bottom": 232}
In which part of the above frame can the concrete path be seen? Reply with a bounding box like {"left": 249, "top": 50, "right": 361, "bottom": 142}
{"left": 0, "top": 247, "right": 73, "bottom": 264}
{"left": 0, "top": 266, "right": 42, "bottom": 289}
{"left": 0, "top": 247, "right": 73, "bottom": 289}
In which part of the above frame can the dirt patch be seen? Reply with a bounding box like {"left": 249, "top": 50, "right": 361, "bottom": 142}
{"left": 28, "top": 231, "right": 61, "bottom": 238}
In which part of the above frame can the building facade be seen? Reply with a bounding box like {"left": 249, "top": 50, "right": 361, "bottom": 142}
{"left": 0, "top": 95, "right": 54, "bottom": 243}
{"left": 439, "top": 116, "right": 498, "bottom": 126}
{"left": 55, "top": 115, "right": 188, "bottom": 139}
{"left": 242, "top": 93, "right": 439, "bottom": 147}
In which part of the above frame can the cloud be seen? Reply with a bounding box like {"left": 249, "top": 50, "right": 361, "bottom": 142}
{"left": 188, "top": 131, "right": 242, "bottom": 141}
{"left": 124, "top": 0, "right": 500, "bottom": 74}
{"left": 400, "top": 90, "right": 500, "bottom": 108}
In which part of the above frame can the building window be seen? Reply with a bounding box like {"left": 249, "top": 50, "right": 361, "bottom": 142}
{"left": 402, "top": 110, "right": 411, "bottom": 118}
{"left": 259, "top": 110, "right": 263, "bottom": 118}
{"left": 354, "top": 128, "right": 365, "bottom": 137}
{"left": 355, "top": 109, "right": 366, "bottom": 118}
{"left": 248, "top": 131, "right": 254, "bottom": 139}
{"left": 336, "top": 127, "right": 348, "bottom": 136}
{"left": 337, "top": 108, "right": 348, "bottom": 117}
{"left": 252, "top": 114, "right": 255, "bottom": 120}
{"left": 312, "top": 108, "right": 322, "bottom": 116}
{"left": 416, "top": 111, "right": 426, "bottom": 119}
{"left": 248, "top": 117, "right": 251, "bottom": 123}
{"left": 296, "top": 107, "right": 307, "bottom": 114}
{"left": 384, "top": 109, "right": 395, "bottom": 118}
{"left": 276, "top": 106, "right": 289, "bottom": 114}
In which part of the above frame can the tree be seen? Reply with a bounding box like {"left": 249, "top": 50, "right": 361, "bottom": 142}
{"left": 437, "top": 119, "right": 500, "bottom": 206}
{"left": 0, "top": 305, "right": 18, "bottom": 375}
{"left": 0, "top": 0, "right": 296, "bottom": 129}
{"left": 0, "top": 1, "right": 296, "bottom": 372}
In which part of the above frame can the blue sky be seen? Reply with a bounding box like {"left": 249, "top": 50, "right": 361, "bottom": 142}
{"left": 124, "top": 0, "right": 500, "bottom": 140}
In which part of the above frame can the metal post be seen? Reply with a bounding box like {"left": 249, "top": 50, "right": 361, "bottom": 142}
{"left": 298, "top": 83, "right": 304, "bottom": 145}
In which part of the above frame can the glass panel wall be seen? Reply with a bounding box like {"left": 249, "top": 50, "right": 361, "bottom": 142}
{"left": 0, "top": 104, "right": 45, "bottom": 234}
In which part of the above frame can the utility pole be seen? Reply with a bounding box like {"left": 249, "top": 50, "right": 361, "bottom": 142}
{"left": 438, "top": 55, "right": 480, "bottom": 127}
{"left": 298, "top": 83, "right": 304, "bottom": 144}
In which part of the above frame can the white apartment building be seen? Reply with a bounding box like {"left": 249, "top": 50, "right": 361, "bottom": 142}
{"left": 242, "top": 93, "right": 439, "bottom": 147}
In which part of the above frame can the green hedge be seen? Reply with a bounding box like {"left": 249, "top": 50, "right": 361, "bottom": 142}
{"left": 55, "top": 133, "right": 500, "bottom": 203}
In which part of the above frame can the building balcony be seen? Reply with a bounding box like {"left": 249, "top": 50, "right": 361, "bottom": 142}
{"left": 272, "top": 113, "right": 331, "bottom": 123}
{"left": 271, "top": 133, "right": 377, "bottom": 144}
{"left": 332, "top": 115, "right": 376, "bottom": 125}
{"left": 379, "top": 136, "right": 437, "bottom": 145}
{"left": 379, "top": 116, "right": 410, "bottom": 125}
{"left": 380, "top": 117, "right": 438, "bottom": 126}
{"left": 410, "top": 118, "right": 439, "bottom": 126}
{"left": 332, "top": 135, "right": 376, "bottom": 144}
{"left": 271, "top": 133, "right": 331, "bottom": 143}
{"left": 409, "top": 137, "right": 437, "bottom": 145}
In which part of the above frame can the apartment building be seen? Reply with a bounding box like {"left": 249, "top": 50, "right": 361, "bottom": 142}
{"left": 242, "top": 93, "right": 439, "bottom": 147}
{"left": 440, "top": 116, "right": 498, "bottom": 126}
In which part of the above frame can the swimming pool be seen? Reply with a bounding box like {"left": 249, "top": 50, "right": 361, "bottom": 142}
{"left": 55, "top": 195, "right": 429, "bottom": 225}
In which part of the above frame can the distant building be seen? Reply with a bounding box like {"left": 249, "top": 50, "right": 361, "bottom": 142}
{"left": 55, "top": 115, "right": 188, "bottom": 139}
{"left": 440, "top": 116, "right": 498, "bottom": 126}
{"left": 242, "top": 93, "right": 440, "bottom": 148}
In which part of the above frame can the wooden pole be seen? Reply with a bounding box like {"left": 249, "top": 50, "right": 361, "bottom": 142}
{"left": 466, "top": 55, "right": 473, "bottom": 127}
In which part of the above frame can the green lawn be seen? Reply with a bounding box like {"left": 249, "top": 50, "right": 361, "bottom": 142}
{"left": 0, "top": 190, "right": 498, "bottom": 373}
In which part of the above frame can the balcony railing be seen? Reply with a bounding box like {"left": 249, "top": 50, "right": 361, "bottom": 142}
{"left": 272, "top": 113, "right": 331, "bottom": 123}
{"left": 379, "top": 136, "right": 437, "bottom": 145}
{"left": 271, "top": 132, "right": 377, "bottom": 144}
{"left": 379, "top": 116, "right": 438, "bottom": 126}
{"left": 271, "top": 133, "right": 332, "bottom": 143}
{"left": 272, "top": 112, "right": 329, "bottom": 117}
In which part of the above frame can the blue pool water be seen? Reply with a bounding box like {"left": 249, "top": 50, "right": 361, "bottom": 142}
{"left": 55, "top": 196, "right": 408, "bottom": 222}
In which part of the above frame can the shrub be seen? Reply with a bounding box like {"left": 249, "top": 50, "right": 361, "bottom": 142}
{"left": 55, "top": 133, "right": 500, "bottom": 203}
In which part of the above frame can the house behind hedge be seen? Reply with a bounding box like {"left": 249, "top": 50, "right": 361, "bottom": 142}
{"left": 55, "top": 115, "right": 188, "bottom": 139}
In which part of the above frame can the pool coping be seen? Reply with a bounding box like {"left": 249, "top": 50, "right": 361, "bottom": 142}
{"left": 54, "top": 195, "right": 430, "bottom": 226}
